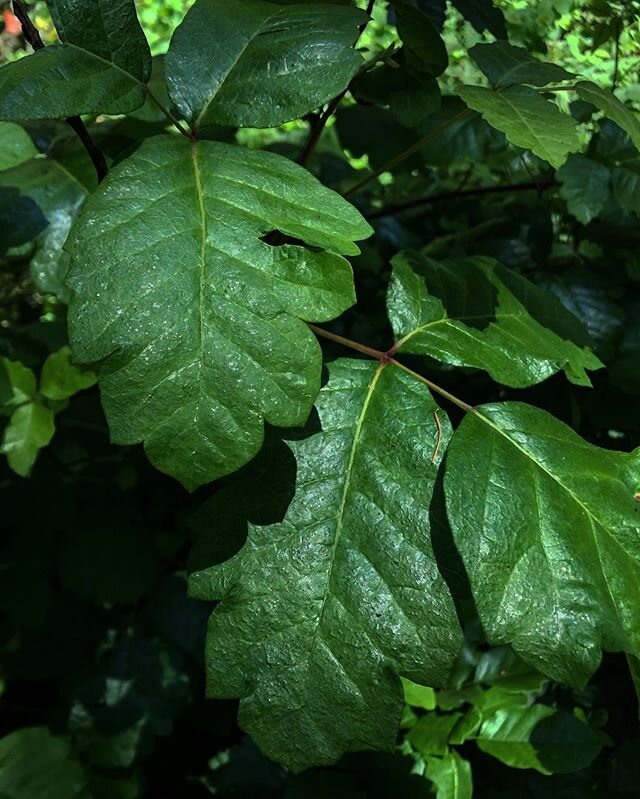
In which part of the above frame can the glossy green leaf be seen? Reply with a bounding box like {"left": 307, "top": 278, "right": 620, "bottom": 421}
{"left": 189, "top": 359, "right": 462, "bottom": 770}
{"left": 0, "top": 727, "right": 86, "bottom": 799}
{"left": 166, "top": 0, "right": 365, "bottom": 130}
{"left": 387, "top": 251, "right": 602, "bottom": 388}
{"left": 0, "top": 0, "right": 151, "bottom": 120}
{"left": 0, "top": 122, "right": 38, "bottom": 170}
{"left": 445, "top": 402, "right": 640, "bottom": 685}
{"left": 408, "top": 712, "right": 463, "bottom": 756}
{"left": 1, "top": 401, "right": 55, "bottom": 477}
{"left": 476, "top": 705, "right": 610, "bottom": 774}
{"left": 469, "top": 42, "right": 575, "bottom": 89}
{"left": 457, "top": 85, "right": 579, "bottom": 168}
{"left": 425, "top": 752, "right": 473, "bottom": 799}
{"left": 556, "top": 154, "right": 611, "bottom": 224}
{"left": 0, "top": 155, "right": 89, "bottom": 300}
{"left": 393, "top": 0, "right": 448, "bottom": 77}
{"left": 66, "top": 135, "right": 369, "bottom": 489}
{"left": 40, "top": 346, "right": 96, "bottom": 401}
{"left": 576, "top": 82, "right": 640, "bottom": 153}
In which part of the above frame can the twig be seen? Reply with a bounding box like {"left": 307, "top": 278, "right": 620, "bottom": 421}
{"left": 366, "top": 178, "right": 558, "bottom": 220}
{"left": 13, "top": 0, "right": 108, "bottom": 183}
{"left": 431, "top": 409, "right": 442, "bottom": 464}
{"left": 297, "top": 0, "right": 378, "bottom": 166}
{"left": 344, "top": 109, "right": 473, "bottom": 197}
{"left": 612, "top": 16, "right": 622, "bottom": 91}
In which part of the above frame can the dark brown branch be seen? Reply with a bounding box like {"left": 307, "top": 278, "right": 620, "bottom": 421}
{"left": 365, "top": 178, "right": 558, "bottom": 220}
{"left": 297, "top": 0, "right": 377, "bottom": 166}
{"left": 13, "top": 0, "right": 108, "bottom": 183}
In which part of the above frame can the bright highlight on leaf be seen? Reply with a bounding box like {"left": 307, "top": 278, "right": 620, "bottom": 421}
{"left": 65, "top": 135, "right": 371, "bottom": 490}
{"left": 189, "top": 360, "right": 462, "bottom": 770}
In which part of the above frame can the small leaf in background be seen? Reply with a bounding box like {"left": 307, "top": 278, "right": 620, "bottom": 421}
{"left": 451, "top": 0, "right": 506, "bottom": 38}
{"left": 0, "top": 358, "right": 37, "bottom": 407}
{"left": 457, "top": 84, "right": 579, "bottom": 168}
{"left": 408, "top": 711, "right": 463, "bottom": 756}
{"left": 469, "top": 42, "right": 575, "bottom": 89}
{"left": 190, "top": 360, "right": 462, "bottom": 770}
{"left": 66, "top": 135, "right": 369, "bottom": 489}
{"left": 0, "top": 186, "right": 48, "bottom": 255}
{"left": 166, "top": 0, "right": 366, "bottom": 130}
{"left": 445, "top": 402, "right": 640, "bottom": 685}
{"left": 388, "top": 251, "right": 602, "bottom": 387}
{"left": 612, "top": 165, "right": 640, "bottom": 215}
{"left": 0, "top": 727, "right": 87, "bottom": 799}
{"left": 0, "top": 0, "right": 151, "bottom": 119}
{"left": 1, "top": 400, "right": 55, "bottom": 477}
{"left": 576, "top": 82, "right": 640, "bottom": 153}
{"left": 425, "top": 751, "right": 473, "bottom": 799}
{"left": 556, "top": 154, "right": 611, "bottom": 224}
{"left": 476, "top": 705, "right": 610, "bottom": 774}
{"left": 0, "top": 121, "right": 38, "bottom": 170}
{"left": 40, "top": 347, "right": 96, "bottom": 401}
{"left": 403, "top": 678, "right": 437, "bottom": 711}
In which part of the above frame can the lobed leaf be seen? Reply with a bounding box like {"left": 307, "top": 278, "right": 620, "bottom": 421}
{"left": 387, "top": 251, "right": 602, "bottom": 387}
{"left": 189, "top": 359, "right": 462, "bottom": 770}
{"left": 165, "top": 0, "right": 366, "bottom": 130}
{"left": 457, "top": 84, "right": 579, "bottom": 168}
{"left": 65, "top": 135, "right": 370, "bottom": 489}
{"left": 445, "top": 402, "right": 640, "bottom": 685}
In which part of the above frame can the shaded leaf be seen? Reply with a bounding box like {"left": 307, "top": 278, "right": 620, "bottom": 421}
{"left": 457, "top": 85, "right": 579, "bottom": 168}
{"left": 576, "top": 82, "right": 640, "bottom": 154}
{"left": 0, "top": 0, "right": 151, "bottom": 119}
{"left": 476, "top": 705, "right": 610, "bottom": 774}
{"left": 190, "top": 359, "right": 462, "bottom": 770}
{"left": 469, "top": 42, "right": 575, "bottom": 89}
{"left": 166, "top": 0, "right": 365, "bottom": 130}
{"left": 556, "top": 154, "right": 611, "bottom": 224}
{"left": 393, "top": 0, "right": 448, "bottom": 77}
{"left": 387, "top": 252, "right": 602, "bottom": 388}
{"left": 0, "top": 187, "right": 48, "bottom": 254}
{"left": 450, "top": 0, "right": 506, "bottom": 39}
{"left": 0, "top": 727, "right": 86, "bottom": 799}
{"left": 612, "top": 165, "right": 640, "bottom": 214}
{"left": 66, "top": 135, "right": 369, "bottom": 489}
{"left": 408, "top": 711, "right": 463, "bottom": 755}
{"left": 445, "top": 402, "right": 640, "bottom": 685}
{"left": 0, "top": 121, "right": 37, "bottom": 170}
{"left": 40, "top": 346, "right": 96, "bottom": 401}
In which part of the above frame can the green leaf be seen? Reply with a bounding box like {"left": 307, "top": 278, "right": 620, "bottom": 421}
{"left": 612, "top": 166, "right": 640, "bottom": 215}
{"left": 40, "top": 347, "right": 96, "bottom": 401}
{"left": 408, "top": 711, "right": 463, "bottom": 756}
{"left": 402, "top": 678, "right": 437, "bottom": 710}
{"left": 0, "top": 0, "right": 152, "bottom": 120}
{"left": 387, "top": 252, "right": 602, "bottom": 388}
{"left": 0, "top": 122, "right": 38, "bottom": 170}
{"left": 0, "top": 155, "right": 89, "bottom": 300}
{"left": 0, "top": 727, "right": 86, "bottom": 799}
{"left": 0, "top": 187, "right": 48, "bottom": 254}
{"left": 457, "top": 85, "right": 579, "bottom": 168}
{"left": 425, "top": 751, "right": 473, "bottom": 799}
{"left": 165, "top": 0, "right": 366, "bottom": 130}
{"left": 556, "top": 154, "right": 611, "bottom": 224}
{"left": 576, "top": 82, "right": 640, "bottom": 154}
{"left": 444, "top": 402, "right": 640, "bottom": 685}
{"left": 392, "top": 0, "right": 448, "bottom": 77}
{"left": 475, "top": 705, "right": 610, "bottom": 774}
{"left": 469, "top": 42, "right": 575, "bottom": 89}
{"left": 0, "top": 358, "right": 37, "bottom": 407}
{"left": 189, "top": 359, "right": 462, "bottom": 770}
{"left": 1, "top": 400, "right": 55, "bottom": 477}
{"left": 450, "top": 0, "right": 506, "bottom": 38}
{"left": 66, "top": 135, "right": 369, "bottom": 489}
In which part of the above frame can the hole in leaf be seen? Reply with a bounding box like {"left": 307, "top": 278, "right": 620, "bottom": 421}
{"left": 260, "top": 229, "right": 321, "bottom": 252}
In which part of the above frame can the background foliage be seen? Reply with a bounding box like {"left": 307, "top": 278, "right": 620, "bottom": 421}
{"left": 0, "top": 0, "right": 639, "bottom": 796}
